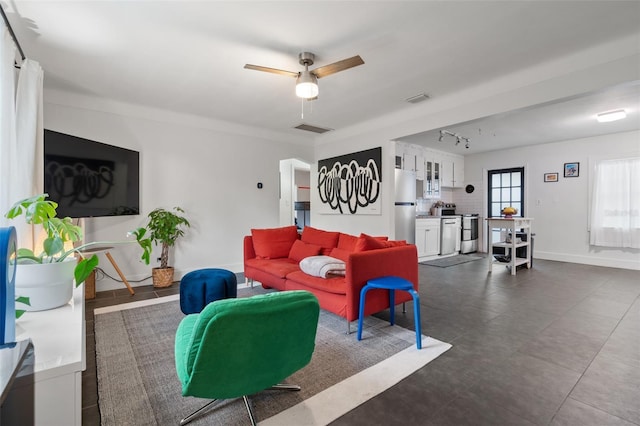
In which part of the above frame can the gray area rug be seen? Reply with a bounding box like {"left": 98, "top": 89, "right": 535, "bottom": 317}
{"left": 420, "top": 254, "right": 484, "bottom": 267}
{"left": 95, "top": 293, "right": 447, "bottom": 426}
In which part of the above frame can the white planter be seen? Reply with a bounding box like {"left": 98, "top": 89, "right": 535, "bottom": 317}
{"left": 15, "top": 258, "right": 77, "bottom": 311}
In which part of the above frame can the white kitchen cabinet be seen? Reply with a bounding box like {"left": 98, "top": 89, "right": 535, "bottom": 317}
{"left": 402, "top": 153, "right": 416, "bottom": 171}
{"left": 441, "top": 154, "right": 464, "bottom": 188}
{"left": 424, "top": 159, "right": 440, "bottom": 197}
{"left": 416, "top": 218, "right": 441, "bottom": 259}
{"left": 415, "top": 155, "right": 425, "bottom": 181}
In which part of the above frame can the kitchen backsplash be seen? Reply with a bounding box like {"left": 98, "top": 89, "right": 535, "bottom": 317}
{"left": 452, "top": 180, "right": 483, "bottom": 215}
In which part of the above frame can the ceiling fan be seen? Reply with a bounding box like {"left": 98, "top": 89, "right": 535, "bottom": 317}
{"left": 244, "top": 52, "right": 364, "bottom": 100}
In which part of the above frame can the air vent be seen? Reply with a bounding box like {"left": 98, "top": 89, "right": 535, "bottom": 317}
{"left": 294, "top": 123, "right": 333, "bottom": 134}
{"left": 406, "top": 93, "right": 430, "bottom": 104}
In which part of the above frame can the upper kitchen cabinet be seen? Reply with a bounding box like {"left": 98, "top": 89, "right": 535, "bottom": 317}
{"left": 441, "top": 153, "right": 465, "bottom": 188}
{"left": 402, "top": 152, "right": 416, "bottom": 171}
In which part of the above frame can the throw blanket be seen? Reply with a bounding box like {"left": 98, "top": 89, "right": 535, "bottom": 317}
{"left": 300, "top": 256, "right": 346, "bottom": 278}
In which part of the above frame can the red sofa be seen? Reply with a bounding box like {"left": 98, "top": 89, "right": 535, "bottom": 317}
{"left": 243, "top": 226, "right": 418, "bottom": 329}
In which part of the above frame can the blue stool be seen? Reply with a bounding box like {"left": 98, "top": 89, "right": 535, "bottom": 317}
{"left": 357, "top": 276, "right": 422, "bottom": 349}
{"left": 180, "top": 268, "right": 237, "bottom": 314}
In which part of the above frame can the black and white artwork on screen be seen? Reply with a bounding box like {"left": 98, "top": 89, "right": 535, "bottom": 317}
{"left": 317, "top": 147, "right": 382, "bottom": 215}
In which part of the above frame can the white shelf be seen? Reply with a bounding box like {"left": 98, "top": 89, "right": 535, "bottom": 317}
{"left": 15, "top": 285, "right": 85, "bottom": 426}
{"left": 485, "top": 217, "right": 533, "bottom": 276}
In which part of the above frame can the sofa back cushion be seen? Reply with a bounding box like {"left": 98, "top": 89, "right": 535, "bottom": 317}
{"left": 337, "top": 233, "right": 358, "bottom": 251}
{"left": 251, "top": 226, "right": 299, "bottom": 259}
{"left": 354, "top": 233, "right": 389, "bottom": 252}
{"left": 329, "top": 247, "right": 352, "bottom": 263}
{"left": 289, "top": 240, "right": 323, "bottom": 262}
{"left": 301, "top": 226, "right": 340, "bottom": 255}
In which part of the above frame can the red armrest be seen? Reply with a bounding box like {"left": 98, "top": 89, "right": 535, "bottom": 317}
{"left": 243, "top": 235, "right": 256, "bottom": 260}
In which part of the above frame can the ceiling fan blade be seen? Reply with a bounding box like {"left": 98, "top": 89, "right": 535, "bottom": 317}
{"left": 244, "top": 64, "right": 299, "bottom": 78}
{"left": 311, "top": 55, "right": 364, "bottom": 79}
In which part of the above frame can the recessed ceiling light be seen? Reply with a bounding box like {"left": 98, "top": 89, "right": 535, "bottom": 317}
{"left": 596, "top": 109, "right": 627, "bottom": 123}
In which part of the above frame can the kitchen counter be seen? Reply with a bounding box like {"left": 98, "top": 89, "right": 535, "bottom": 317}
{"left": 416, "top": 215, "right": 460, "bottom": 219}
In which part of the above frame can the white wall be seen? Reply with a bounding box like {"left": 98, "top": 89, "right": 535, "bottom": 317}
{"left": 44, "top": 100, "right": 313, "bottom": 291}
{"left": 461, "top": 130, "right": 640, "bottom": 270}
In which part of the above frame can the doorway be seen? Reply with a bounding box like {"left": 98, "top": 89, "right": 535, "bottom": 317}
{"left": 279, "top": 159, "right": 311, "bottom": 229}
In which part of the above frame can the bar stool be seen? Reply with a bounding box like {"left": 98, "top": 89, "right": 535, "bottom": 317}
{"left": 357, "top": 276, "right": 422, "bottom": 349}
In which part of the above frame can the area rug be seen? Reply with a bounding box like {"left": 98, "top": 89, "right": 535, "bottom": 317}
{"left": 420, "top": 254, "right": 484, "bottom": 267}
{"left": 94, "top": 293, "right": 451, "bottom": 426}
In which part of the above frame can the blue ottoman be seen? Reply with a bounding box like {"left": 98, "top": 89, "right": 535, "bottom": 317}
{"left": 180, "top": 269, "right": 237, "bottom": 314}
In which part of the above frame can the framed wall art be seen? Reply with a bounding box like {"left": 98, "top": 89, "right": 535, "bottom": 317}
{"left": 564, "top": 162, "right": 580, "bottom": 177}
{"left": 317, "top": 147, "right": 382, "bottom": 215}
{"left": 544, "top": 173, "right": 558, "bottom": 182}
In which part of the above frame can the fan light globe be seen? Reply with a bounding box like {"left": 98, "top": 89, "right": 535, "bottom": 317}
{"left": 296, "top": 71, "right": 318, "bottom": 99}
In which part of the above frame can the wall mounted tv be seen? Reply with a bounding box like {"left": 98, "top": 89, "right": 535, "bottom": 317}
{"left": 44, "top": 129, "right": 140, "bottom": 218}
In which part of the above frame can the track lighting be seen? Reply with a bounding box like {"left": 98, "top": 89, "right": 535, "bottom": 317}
{"left": 438, "top": 129, "right": 471, "bottom": 149}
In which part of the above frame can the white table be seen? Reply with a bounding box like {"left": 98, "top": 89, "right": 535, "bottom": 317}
{"left": 486, "top": 217, "right": 533, "bottom": 276}
{"left": 15, "top": 285, "right": 85, "bottom": 426}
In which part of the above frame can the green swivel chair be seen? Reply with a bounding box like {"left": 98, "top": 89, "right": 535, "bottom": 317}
{"left": 174, "top": 290, "right": 320, "bottom": 425}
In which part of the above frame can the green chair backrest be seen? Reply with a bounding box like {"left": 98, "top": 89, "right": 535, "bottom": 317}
{"left": 175, "top": 290, "right": 320, "bottom": 399}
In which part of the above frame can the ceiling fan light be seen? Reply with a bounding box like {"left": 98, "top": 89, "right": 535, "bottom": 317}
{"left": 597, "top": 109, "right": 626, "bottom": 123}
{"left": 296, "top": 71, "right": 318, "bottom": 99}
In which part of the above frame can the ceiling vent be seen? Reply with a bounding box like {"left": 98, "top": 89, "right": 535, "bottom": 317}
{"left": 294, "top": 123, "right": 333, "bottom": 134}
{"left": 406, "top": 93, "right": 430, "bottom": 104}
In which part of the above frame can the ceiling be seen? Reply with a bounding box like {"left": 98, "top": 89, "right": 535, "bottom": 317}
{"left": 4, "top": 1, "right": 640, "bottom": 149}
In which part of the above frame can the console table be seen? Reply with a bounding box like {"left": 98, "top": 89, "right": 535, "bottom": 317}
{"left": 15, "top": 286, "right": 85, "bottom": 425}
{"left": 486, "top": 217, "right": 533, "bottom": 276}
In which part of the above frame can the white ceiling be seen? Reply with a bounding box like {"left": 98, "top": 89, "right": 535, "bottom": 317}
{"left": 5, "top": 1, "right": 640, "bottom": 149}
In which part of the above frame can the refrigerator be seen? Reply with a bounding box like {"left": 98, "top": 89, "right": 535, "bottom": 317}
{"left": 394, "top": 169, "right": 416, "bottom": 244}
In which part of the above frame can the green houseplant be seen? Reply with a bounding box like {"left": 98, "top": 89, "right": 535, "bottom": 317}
{"left": 5, "top": 194, "right": 101, "bottom": 311}
{"left": 133, "top": 207, "right": 190, "bottom": 288}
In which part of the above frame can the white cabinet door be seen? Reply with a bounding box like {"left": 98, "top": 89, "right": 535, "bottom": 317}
{"left": 425, "top": 221, "right": 441, "bottom": 256}
{"left": 416, "top": 219, "right": 440, "bottom": 257}
{"left": 453, "top": 155, "right": 464, "bottom": 187}
{"left": 402, "top": 153, "right": 416, "bottom": 171}
{"left": 441, "top": 156, "right": 454, "bottom": 187}
{"left": 441, "top": 154, "right": 465, "bottom": 188}
{"left": 415, "top": 155, "right": 425, "bottom": 181}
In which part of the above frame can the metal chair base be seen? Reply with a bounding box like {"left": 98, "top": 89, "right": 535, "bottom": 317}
{"left": 179, "top": 383, "right": 301, "bottom": 426}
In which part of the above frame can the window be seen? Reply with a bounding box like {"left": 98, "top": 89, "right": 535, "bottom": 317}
{"left": 589, "top": 157, "right": 640, "bottom": 248}
{"left": 488, "top": 167, "right": 524, "bottom": 217}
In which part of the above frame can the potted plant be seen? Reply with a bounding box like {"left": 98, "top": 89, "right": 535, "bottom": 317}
{"left": 5, "top": 194, "right": 102, "bottom": 311}
{"left": 132, "top": 207, "right": 190, "bottom": 288}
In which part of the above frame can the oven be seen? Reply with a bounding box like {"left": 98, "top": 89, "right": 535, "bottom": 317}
{"left": 461, "top": 214, "right": 479, "bottom": 254}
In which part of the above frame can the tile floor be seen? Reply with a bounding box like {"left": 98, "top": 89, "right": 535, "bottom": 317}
{"left": 82, "top": 258, "right": 640, "bottom": 425}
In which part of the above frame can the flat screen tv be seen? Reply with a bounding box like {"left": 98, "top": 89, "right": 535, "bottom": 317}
{"left": 44, "top": 129, "right": 140, "bottom": 218}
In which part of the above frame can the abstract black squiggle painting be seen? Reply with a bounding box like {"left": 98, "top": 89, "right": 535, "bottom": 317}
{"left": 317, "top": 147, "right": 382, "bottom": 215}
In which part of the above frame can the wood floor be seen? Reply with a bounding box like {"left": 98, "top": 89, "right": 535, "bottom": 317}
{"left": 82, "top": 258, "right": 640, "bottom": 425}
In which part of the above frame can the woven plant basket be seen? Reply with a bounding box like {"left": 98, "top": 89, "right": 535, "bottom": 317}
{"left": 152, "top": 267, "right": 175, "bottom": 288}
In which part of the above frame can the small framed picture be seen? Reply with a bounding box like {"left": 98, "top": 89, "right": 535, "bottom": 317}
{"left": 544, "top": 173, "right": 558, "bottom": 182}
{"left": 564, "top": 162, "right": 580, "bottom": 178}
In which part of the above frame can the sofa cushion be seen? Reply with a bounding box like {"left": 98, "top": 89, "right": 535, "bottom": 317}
{"left": 288, "top": 240, "right": 323, "bottom": 262}
{"left": 337, "top": 233, "right": 358, "bottom": 251}
{"left": 301, "top": 226, "right": 340, "bottom": 255}
{"left": 355, "top": 233, "right": 389, "bottom": 252}
{"left": 245, "top": 258, "right": 300, "bottom": 279}
{"left": 286, "top": 270, "right": 347, "bottom": 295}
{"left": 329, "top": 247, "right": 352, "bottom": 263}
{"left": 251, "top": 225, "right": 298, "bottom": 259}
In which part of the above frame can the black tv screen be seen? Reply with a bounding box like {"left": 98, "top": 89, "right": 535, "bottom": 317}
{"left": 44, "top": 129, "right": 140, "bottom": 218}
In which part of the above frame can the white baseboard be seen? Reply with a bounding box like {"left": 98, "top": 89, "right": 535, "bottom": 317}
{"left": 535, "top": 251, "right": 640, "bottom": 270}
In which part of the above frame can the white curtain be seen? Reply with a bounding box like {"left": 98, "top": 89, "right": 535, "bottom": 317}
{"left": 0, "top": 20, "right": 44, "bottom": 250}
{"left": 589, "top": 157, "right": 640, "bottom": 248}
{"left": 0, "top": 25, "right": 18, "bottom": 226}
